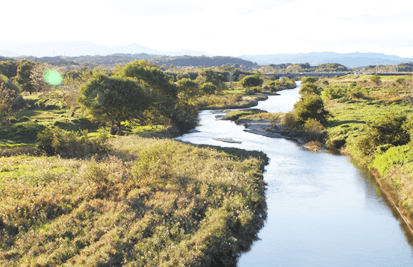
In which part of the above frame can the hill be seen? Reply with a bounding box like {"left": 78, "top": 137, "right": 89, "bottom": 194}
{"left": 240, "top": 52, "right": 413, "bottom": 67}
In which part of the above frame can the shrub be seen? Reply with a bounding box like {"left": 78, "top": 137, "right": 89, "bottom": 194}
{"left": 201, "top": 82, "right": 218, "bottom": 95}
{"left": 299, "top": 83, "right": 321, "bottom": 96}
{"left": 354, "top": 112, "right": 410, "bottom": 158}
{"left": 281, "top": 112, "right": 298, "bottom": 130}
{"left": 239, "top": 75, "right": 263, "bottom": 88}
{"left": 370, "top": 74, "right": 381, "bottom": 85}
{"left": 37, "top": 127, "right": 107, "bottom": 157}
{"left": 293, "top": 94, "right": 330, "bottom": 125}
{"left": 303, "top": 118, "right": 324, "bottom": 141}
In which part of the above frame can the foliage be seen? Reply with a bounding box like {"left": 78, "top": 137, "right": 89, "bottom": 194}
{"left": 370, "top": 74, "right": 381, "bottom": 85}
{"left": 0, "top": 136, "right": 267, "bottom": 266}
{"left": 303, "top": 118, "right": 324, "bottom": 141}
{"left": 0, "top": 61, "right": 19, "bottom": 78}
{"left": 176, "top": 78, "right": 200, "bottom": 100}
{"left": 239, "top": 75, "right": 263, "bottom": 88}
{"left": 293, "top": 94, "right": 329, "bottom": 125}
{"left": 36, "top": 126, "right": 107, "bottom": 157}
{"left": 354, "top": 112, "right": 410, "bottom": 157}
{"left": 299, "top": 82, "right": 321, "bottom": 96}
{"left": 170, "top": 101, "right": 199, "bottom": 134}
{"left": 78, "top": 73, "right": 151, "bottom": 135}
{"left": 301, "top": 77, "right": 318, "bottom": 84}
{"left": 315, "top": 63, "right": 348, "bottom": 72}
{"left": 114, "top": 60, "right": 178, "bottom": 101}
{"left": 15, "top": 60, "right": 37, "bottom": 93}
{"left": 200, "top": 82, "right": 218, "bottom": 95}
{"left": 196, "top": 69, "right": 227, "bottom": 91}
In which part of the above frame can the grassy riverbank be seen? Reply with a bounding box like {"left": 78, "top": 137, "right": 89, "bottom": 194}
{"left": 0, "top": 62, "right": 297, "bottom": 265}
{"left": 224, "top": 74, "right": 413, "bottom": 233}
{"left": 0, "top": 136, "right": 268, "bottom": 266}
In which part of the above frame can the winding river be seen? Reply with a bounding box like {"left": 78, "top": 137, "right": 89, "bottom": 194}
{"left": 176, "top": 83, "right": 413, "bottom": 266}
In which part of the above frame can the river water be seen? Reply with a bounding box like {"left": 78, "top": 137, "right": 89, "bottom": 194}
{"left": 175, "top": 83, "right": 413, "bottom": 266}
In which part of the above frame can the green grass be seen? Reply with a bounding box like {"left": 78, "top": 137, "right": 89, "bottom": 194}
{"left": 324, "top": 98, "right": 413, "bottom": 149}
{"left": 0, "top": 136, "right": 268, "bottom": 266}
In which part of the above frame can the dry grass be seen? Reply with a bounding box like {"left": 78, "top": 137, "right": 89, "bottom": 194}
{"left": 0, "top": 136, "right": 268, "bottom": 266}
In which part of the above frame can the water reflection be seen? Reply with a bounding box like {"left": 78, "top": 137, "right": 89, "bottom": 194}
{"left": 176, "top": 85, "right": 413, "bottom": 266}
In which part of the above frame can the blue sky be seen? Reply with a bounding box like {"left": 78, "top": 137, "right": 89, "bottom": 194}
{"left": 3, "top": 0, "right": 413, "bottom": 57}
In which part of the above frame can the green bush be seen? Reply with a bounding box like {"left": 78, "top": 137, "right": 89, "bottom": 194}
{"left": 370, "top": 144, "right": 413, "bottom": 176}
{"left": 0, "top": 121, "right": 45, "bottom": 143}
{"left": 239, "top": 75, "right": 263, "bottom": 88}
{"left": 37, "top": 127, "right": 108, "bottom": 157}
{"left": 303, "top": 118, "right": 324, "bottom": 141}
{"left": 293, "top": 94, "right": 330, "bottom": 125}
{"left": 353, "top": 112, "right": 410, "bottom": 158}
{"left": 201, "top": 82, "right": 218, "bottom": 95}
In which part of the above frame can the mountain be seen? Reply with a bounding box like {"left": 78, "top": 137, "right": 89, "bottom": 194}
{"left": 0, "top": 41, "right": 210, "bottom": 58}
{"left": 0, "top": 50, "right": 21, "bottom": 57}
{"left": 239, "top": 52, "right": 413, "bottom": 67}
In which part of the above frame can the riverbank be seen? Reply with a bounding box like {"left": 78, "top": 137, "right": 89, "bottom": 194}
{"left": 219, "top": 75, "right": 413, "bottom": 242}
{"left": 0, "top": 136, "right": 269, "bottom": 266}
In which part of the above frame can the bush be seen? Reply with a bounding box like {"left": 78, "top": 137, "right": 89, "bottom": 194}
{"left": 37, "top": 127, "right": 108, "bottom": 157}
{"left": 201, "top": 82, "right": 218, "bottom": 95}
{"left": 299, "top": 83, "right": 321, "bottom": 96}
{"left": 303, "top": 118, "right": 324, "bottom": 141}
{"left": 281, "top": 112, "right": 298, "bottom": 130}
{"left": 354, "top": 112, "right": 410, "bottom": 157}
{"left": 239, "top": 75, "right": 263, "bottom": 88}
{"left": 293, "top": 94, "right": 330, "bottom": 125}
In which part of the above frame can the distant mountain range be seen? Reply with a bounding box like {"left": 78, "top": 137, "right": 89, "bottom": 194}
{"left": 0, "top": 41, "right": 212, "bottom": 58}
{"left": 1, "top": 41, "right": 412, "bottom": 67}
{"left": 240, "top": 52, "right": 413, "bottom": 67}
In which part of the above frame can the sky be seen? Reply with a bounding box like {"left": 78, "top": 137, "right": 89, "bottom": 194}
{"left": 2, "top": 0, "right": 413, "bottom": 57}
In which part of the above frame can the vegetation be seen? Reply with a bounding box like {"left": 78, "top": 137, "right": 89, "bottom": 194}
{"left": 0, "top": 58, "right": 287, "bottom": 265}
{"left": 311, "top": 74, "right": 413, "bottom": 226}
{"left": 0, "top": 136, "right": 268, "bottom": 266}
{"left": 239, "top": 75, "right": 263, "bottom": 88}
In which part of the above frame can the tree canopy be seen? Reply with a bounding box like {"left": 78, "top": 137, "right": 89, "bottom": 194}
{"left": 239, "top": 75, "right": 263, "bottom": 88}
{"left": 78, "top": 73, "right": 151, "bottom": 135}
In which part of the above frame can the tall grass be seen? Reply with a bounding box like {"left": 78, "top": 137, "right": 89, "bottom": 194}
{"left": 0, "top": 136, "right": 268, "bottom": 266}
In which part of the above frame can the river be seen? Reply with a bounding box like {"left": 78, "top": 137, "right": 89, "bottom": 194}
{"left": 175, "top": 83, "right": 413, "bottom": 266}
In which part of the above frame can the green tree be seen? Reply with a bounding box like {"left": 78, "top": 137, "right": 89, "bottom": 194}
{"left": 200, "top": 82, "right": 217, "bottom": 95}
{"left": 78, "top": 73, "right": 151, "bottom": 135}
{"left": 301, "top": 77, "right": 318, "bottom": 83}
{"left": 293, "top": 94, "right": 329, "bottom": 125}
{"left": 239, "top": 75, "right": 263, "bottom": 88}
{"left": 15, "top": 60, "right": 36, "bottom": 93}
{"left": 356, "top": 112, "right": 410, "bottom": 156}
{"left": 0, "top": 61, "right": 19, "bottom": 78}
{"left": 0, "top": 74, "right": 23, "bottom": 124}
{"left": 299, "top": 82, "right": 321, "bottom": 96}
{"left": 196, "top": 69, "right": 226, "bottom": 91}
{"left": 176, "top": 78, "right": 199, "bottom": 100}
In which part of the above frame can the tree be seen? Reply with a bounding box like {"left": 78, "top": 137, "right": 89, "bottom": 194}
{"left": 29, "top": 63, "right": 54, "bottom": 93}
{"left": 301, "top": 77, "right": 318, "bottom": 83}
{"left": 78, "top": 73, "right": 151, "bottom": 135}
{"left": 356, "top": 112, "right": 410, "bottom": 156}
{"left": 239, "top": 75, "right": 263, "bottom": 88}
{"left": 0, "top": 61, "right": 19, "bottom": 78}
{"left": 299, "top": 82, "right": 321, "bottom": 96}
{"left": 176, "top": 78, "right": 199, "bottom": 100}
{"left": 196, "top": 68, "right": 226, "bottom": 91}
{"left": 0, "top": 75, "right": 23, "bottom": 124}
{"left": 114, "top": 60, "right": 177, "bottom": 100}
{"left": 200, "top": 82, "right": 217, "bottom": 95}
{"left": 293, "top": 94, "right": 329, "bottom": 125}
{"left": 15, "top": 60, "right": 36, "bottom": 93}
